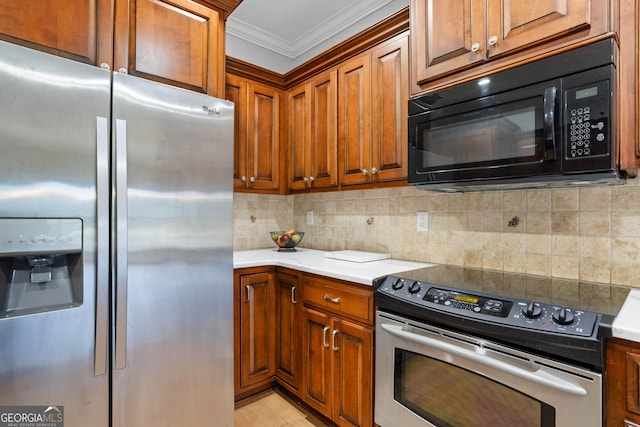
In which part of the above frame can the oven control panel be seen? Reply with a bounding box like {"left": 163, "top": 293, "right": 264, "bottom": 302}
{"left": 377, "top": 276, "right": 599, "bottom": 337}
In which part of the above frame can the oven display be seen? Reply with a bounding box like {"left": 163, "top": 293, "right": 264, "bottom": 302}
{"left": 424, "top": 287, "right": 512, "bottom": 318}
{"left": 454, "top": 294, "right": 479, "bottom": 304}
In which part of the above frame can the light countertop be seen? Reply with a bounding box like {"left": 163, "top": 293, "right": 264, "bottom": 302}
{"left": 612, "top": 290, "right": 640, "bottom": 342}
{"left": 234, "top": 248, "right": 640, "bottom": 343}
{"left": 233, "top": 248, "right": 432, "bottom": 286}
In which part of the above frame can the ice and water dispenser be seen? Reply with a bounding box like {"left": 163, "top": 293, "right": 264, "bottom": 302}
{"left": 0, "top": 218, "right": 83, "bottom": 317}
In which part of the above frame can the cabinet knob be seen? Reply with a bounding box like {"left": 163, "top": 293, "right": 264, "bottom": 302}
{"left": 241, "top": 176, "right": 247, "bottom": 182}
{"left": 488, "top": 36, "right": 498, "bottom": 46}
{"left": 303, "top": 177, "right": 308, "bottom": 183}
{"left": 309, "top": 176, "right": 315, "bottom": 182}
{"left": 471, "top": 43, "right": 481, "bottom": 53}
{"left": 361, "top": 169, "right": 368, "bottom": 175}
{"left": 371, "top": 167, "right": 378, "bottom": 175}
{"left": 249, "top": 176, "right": 256, "bottom": 183}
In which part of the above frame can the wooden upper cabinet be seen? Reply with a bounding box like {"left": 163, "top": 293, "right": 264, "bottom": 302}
{"left": 411, "top": 0, "right": 611, "bottom": 93}
{"left": 411, "top": 0, "right": 485, "bottom": 85}
{"left": 338, "top": 54, "right": 373, "bottom": 185}
{"left": 338, "top": 34, "right": 408, "bottom": 185}
{"left": 227, "top": 73, "right": 281, "bottom": 192}
{"left": 114, "top": 0, "right": 224, "bottom": 96}
{"left": 618, "top": 0, "right": 640, "bottom": 170}
{"left": 370, "top": 35, "right": 409, "bottom": 182}
{"left": 0, "top": 0, "right": 113, "bottom": 66}
{"left": 288, "top": 69, "right": 338, "bottom": 191}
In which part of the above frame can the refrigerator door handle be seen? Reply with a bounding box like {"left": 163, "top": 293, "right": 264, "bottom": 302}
{"left": 95, "top": 116, "right": 109, "bottom": 377}
{"left": 114, "top": 118, "right": 129, "bottom": 371}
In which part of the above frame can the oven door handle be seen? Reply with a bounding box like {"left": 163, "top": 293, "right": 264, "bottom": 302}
{"left": 380, "top": 323, "right": 587, "bottom": 396}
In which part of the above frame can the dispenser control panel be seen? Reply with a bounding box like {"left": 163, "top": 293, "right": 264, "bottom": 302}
{"left": 0, "top": 218, "right": 82, "bottom": 255}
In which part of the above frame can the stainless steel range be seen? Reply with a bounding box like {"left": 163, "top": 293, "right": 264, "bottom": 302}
{"left": 374, "top": 265, "right": 625, "bottom": 427}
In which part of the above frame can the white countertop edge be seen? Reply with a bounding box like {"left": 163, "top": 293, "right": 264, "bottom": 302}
{"left": 233, "top": 248, "right": 433, "bottom": 286}
{"left": 612, "top": 289, "right": 640, "bottom": 341}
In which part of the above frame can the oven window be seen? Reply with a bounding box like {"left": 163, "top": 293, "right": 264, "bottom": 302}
{"left": 415, "top": 98, "right": 543, "bottom": 171}
{"left": 394, "top": 348, "right": 555, "bottom": 427}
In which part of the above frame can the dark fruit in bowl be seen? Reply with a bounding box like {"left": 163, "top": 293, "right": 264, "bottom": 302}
{"left": 270, "top": 229, "right": 304, "bottom": 250}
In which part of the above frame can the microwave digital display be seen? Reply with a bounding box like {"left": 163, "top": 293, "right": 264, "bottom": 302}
{"left": 576, "top": 86, "right": 599, "bottom": 100}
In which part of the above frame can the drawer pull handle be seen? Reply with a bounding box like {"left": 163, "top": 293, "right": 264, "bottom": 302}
{"left": 291, "top": 286, "right": 297, "bottom": 304}
{"left": 244, "top": 285, "right": 250, "bottom": 303}
{"left": 323, "top": 326, "right": 330, "bottom": 348}
{"left": 332, "top": 329, "right": 339, "bottom": 351}
{"left": 323, "top": 294, "right": 340, "bottom": 304}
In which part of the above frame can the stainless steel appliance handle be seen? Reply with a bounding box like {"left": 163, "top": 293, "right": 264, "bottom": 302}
{"left": 380, "top": 323, "right": 587, "bottom": 396}
{"left": 94, "top": 116, "right": 109, "bottom": 377}
{"left": 114, "top": 119, "right": 129, "bottom": 371}
{"left": 543, "top": 86, "right": 558, "bottom": 160}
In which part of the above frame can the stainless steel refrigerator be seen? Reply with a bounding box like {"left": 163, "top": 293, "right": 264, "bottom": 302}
{"left": 0, "top": 40, "right": 234, "bottom": 426}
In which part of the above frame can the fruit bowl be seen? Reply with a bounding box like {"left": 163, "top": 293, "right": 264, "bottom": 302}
{"left": 270, "top": 230, "right": 304, "bottom": 252}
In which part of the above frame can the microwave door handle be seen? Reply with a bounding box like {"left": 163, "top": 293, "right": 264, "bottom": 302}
{"left": 543, "top": 87, "right": 558, "bottom": 160}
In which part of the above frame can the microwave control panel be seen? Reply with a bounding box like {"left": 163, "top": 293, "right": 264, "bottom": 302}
{"left": 564, "top": 80, "right": 610, "bottom": 159}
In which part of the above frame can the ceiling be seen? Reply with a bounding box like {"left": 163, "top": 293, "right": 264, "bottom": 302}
{"left": 225, "top": 0, "right": 409, "bottom": 74}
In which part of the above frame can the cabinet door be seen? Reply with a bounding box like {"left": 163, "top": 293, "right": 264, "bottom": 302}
{"left": 0, "top": 0, "right": 113, "bottom": 66}
{"left": 239, "top": 272, "right": 276, "bottom": 389}
{"left": 288, "top": 81, "right": 312, "bottom": 191}
{"left": 486, "top": 0, "right": 591, "bottom": 59}
{"left": 226, "top": 74, "right": 249, "bottom": 189}
{"left": 619, "top": 0, "right": 640, "bottom": 170}
{"left": 113, "top": 0, "right": 224, "bottom": 96}
{"left": 301, "top": 308, "right": 333, "bottom": 419}
{"left": 338, "top": 54, "right": 371, "bottom": 185}
{"left": 370, "top": 35, "right": 409, "bottom": 182}
{"left": 332, "top": 319, "right": 373, "bottom": 427}
{"left": 275, "top": 271, "right": 300, "bottom": 392}
{"left": 246, "top": 82, "right": 281, "bottom": 191}
{"left": 288, "top": 69, "right": 338, "bottom": 191}
{"left": 606, "top": 338, "right": 640, "bottom": 427}
{"left": 411, "top": 0, "right": 485, "bottom": 85}
{"left": 309, "top": 69, "right": 338, "bottom": 189}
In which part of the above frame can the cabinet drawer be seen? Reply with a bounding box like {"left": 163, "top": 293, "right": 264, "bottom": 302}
{"left": 303, "top": 275, "right": 374, "bottom": 324}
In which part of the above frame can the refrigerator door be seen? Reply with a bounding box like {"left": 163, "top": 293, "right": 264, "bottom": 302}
{"left": 111, "top": 73, "right": 234, "bottom": 426}
{"left": 0, "top": 41, "right": 110, "bottom": 426}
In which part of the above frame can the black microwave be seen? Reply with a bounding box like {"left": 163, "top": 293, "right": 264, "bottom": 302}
{"left": 408, "top": 39, "right": 628, "bottom": 191}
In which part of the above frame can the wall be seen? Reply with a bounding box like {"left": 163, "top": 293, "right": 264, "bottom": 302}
{"left": 233, "top": 182, "right": 640, "bottom": 288}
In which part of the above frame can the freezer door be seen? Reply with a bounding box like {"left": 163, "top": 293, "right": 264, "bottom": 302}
{"left": 111, "top": 73, "right": 234, "bottom": 426}
{"left": 0, "top": 41, "right": 111, "bottom": 426}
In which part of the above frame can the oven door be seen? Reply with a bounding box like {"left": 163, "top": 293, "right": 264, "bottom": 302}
{"left": 408, "top": 79, "right": 561, "bottom": 185}
{"left": 375, "top": 311, "right": 602, "bottom": 427}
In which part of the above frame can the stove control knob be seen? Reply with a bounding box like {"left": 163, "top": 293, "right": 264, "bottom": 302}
{"left": 522, "top": 302, "right": 543, "bottom": 319}
{"left": 552, "top": 307, "right": 575, "bottom": 325}
{"left": 391, "top": 278, "right": 404, "bottom": 290}
{"left": 408, "top": 281, "right": 421, "bottom": 294}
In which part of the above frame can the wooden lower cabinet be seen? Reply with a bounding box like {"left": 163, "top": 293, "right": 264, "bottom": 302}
{"left": 300, "top": 273, "right": 375, "bottom": 426}
{"left": 275, "top": 269, "right": 301, "bottom": 393}
{"left": 301, "top": 308, "right": 373, "bottom": 427}
{"left": 234, "top": 267, "right": 276, "bottom": 398}
{"left": 606, "top": 338, "right": 640, "bottom": 426}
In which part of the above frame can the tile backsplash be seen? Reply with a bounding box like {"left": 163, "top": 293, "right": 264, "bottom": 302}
{"left": 233, "top": 182, "right": 640, "bottom": 288}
